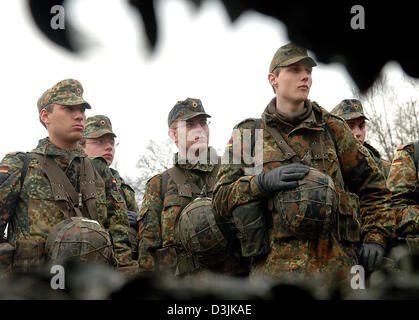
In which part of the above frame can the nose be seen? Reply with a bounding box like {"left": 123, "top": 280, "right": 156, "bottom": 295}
{"left": 73, "top": 108, "right": 83, "bottom": 119}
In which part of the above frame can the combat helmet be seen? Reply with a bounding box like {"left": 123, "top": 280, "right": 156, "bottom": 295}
{"left": 176, "top": 197, "right": 232, "bottom": 268}
{"left": 274, "top": 167, "right": 338, "bottom": 238}
{"left": 45, "top": 217, "right": 115, "bottom": 265}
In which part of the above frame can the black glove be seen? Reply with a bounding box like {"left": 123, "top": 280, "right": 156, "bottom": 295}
{"left": 356, "top": 242, "right": 386, "bottom": 274}
{"left": 127, "top": 211, "right": 139, "bottom": 231}
{"left": 255, "top": 163, "right": 310, "bottom": 193}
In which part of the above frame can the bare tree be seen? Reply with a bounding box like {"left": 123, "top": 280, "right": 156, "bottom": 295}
{"left": 124, "top": 139, "right": 174, "bottom": 204}
{"left": 352, "top": 73, "right": 419, "bottom": 161}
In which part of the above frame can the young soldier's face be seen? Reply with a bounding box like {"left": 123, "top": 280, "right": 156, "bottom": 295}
{"left": 42, "top": 104, "right": 86, "bottom": 145}
{"left": 170, "top": 115, "right": 210, "bottom": 157}
{"left": 271, "top": 61, "right": 312, "bottom": 103}
{"left": 82, "top": 134, "right": 116, "bottom": 165}
{"left": 346, "top": 117, "right": 366, "bottom": 144}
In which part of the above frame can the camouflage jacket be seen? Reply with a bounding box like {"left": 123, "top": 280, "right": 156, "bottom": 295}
{"left": 138, "top": 148, "right": 248, "bottom": 275}
{"left": 386, "top": 143, "right": 419, "bottom": 237}
{"left": 364, "top": 142, "right": 391, "bottom": 179}
{"left": 110, "top": 168, "right": 139, "bottom": 214}
{"left": 213, "top": 98, "right": 395, "bottom": 286}
{"left": 0, "top": 137, "right": 135, "bottom": 268}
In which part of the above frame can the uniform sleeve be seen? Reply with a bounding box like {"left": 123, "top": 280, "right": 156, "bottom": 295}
{"left": 121, "top": 183, "right": 140, "bottom": 214}
{"left": 386, "top": 147, "right": 419, "bottom": 236}
{"left": 92, "top": 158, "right": 137, "bottom": 268}
{"left": 137, "top": 174, "right": 164, "bottom": 272}
{"left": 0, "top": 152, "right": 25, "bottom": 234}
{"left": 212, "top": 121, "right": 265, "bottom": 219}
{"left": 328, "top": 117, "right": 395, "bottom": 247}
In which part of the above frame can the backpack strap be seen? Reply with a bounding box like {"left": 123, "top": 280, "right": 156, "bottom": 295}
{"left": 20, "top": 152, "right": 31, "bottom": 188}
{"left": 168, "top": 166, "right": 201, "bottom": 198}
{"left": 160, "top": 170, "right": 168, "bottom": 202}
{"left": 33, "top": 154, "right": 87, "bottom": 219}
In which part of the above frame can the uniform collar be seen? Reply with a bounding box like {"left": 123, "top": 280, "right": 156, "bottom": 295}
{"left": 263, "top": 98, "right": 316, "bottom": 128}
{"left": 32, "top": 137, "right": 86, "bottom": 160}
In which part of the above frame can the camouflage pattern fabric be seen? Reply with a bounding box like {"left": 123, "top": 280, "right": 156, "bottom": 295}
{"left": 110, "top": 167, "right": 139, "bottom": 259}
{"left": 167, "top": 98, "right": 211, "bottom": 128}
{"left": 269, "top": 42, "right": 317, "bottom": 73}
{"left": 364, "top": 142, "right": 391, "bottom": 179}
{"left": 37, "top": 79, "right": 91, "bottom": 112}
{"left": 330, "top": 99, "right": 369, "bottom": 121}
{"left": 213, "top": 98, "right": 395, "bottom": 289}
{"left": 84, "top": 115, "right": 117, "bottom": 139}
{"left": 386, "top": 143, "right": 419, "bottom": 238}
{"left": 330, "top": 100, "right": 390, "bottom": 178}
{"left": 0, "top": 137, "right": 136, "bottom": 270}
{"left": 138, "top": 148, "right": 248, "bottom": 276}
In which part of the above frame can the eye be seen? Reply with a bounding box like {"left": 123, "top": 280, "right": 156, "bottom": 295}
{"left": 186, "top": 121, "right": 194, "bottom": 128}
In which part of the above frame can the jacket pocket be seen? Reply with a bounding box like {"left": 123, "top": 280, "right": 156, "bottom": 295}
{"left": 12, "top": 238, "right": 46, "bottom": 272}
{"left": 337, "top": 191, "right": 361, "bottom": 243}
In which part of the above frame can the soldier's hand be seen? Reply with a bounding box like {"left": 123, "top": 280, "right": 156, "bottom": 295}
{"left": 126, "top": 211, "right": 139, "bottom": 231}
{"left": 356, "top": 242, "right": 386, "bottom": 275}
{"left": 255, "top": 163, "right": 310, "bottom": 193}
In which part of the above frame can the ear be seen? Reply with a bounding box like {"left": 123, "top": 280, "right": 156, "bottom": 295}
{"left": 268, "top": 73, "right": 278, "bottom": 88}
{"left": 39, "top": 109, "right": 50, "bottom": 127}
{"left": 168, "top": 129, "right": 177, "bottom": 145}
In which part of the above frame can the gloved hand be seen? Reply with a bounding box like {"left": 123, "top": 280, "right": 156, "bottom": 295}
{"left": 127, "top": 211, "right": 139, "bottom": 231}
{"left": 356, "top": 242, "right": 386, "bottom": 274}
{"left": 255, "top": 163, "right": 310, "bottom": 193}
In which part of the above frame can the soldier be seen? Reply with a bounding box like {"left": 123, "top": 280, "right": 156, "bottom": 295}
{"left": 331, "top": 99, "right": 391, "bottom": 178}
{"left": 0, "top": 79, "right": 136, "bottom": 275}
{"left": 212, "top": 43, "right": 395, "bottom": 291}
{"left": 80, "top": 115, "right": 140, "bottom": 260}
{"left": 386, "top": 140, "right": 419, "bottom": 250}
{"left": 138, "top": 98, "right": 248, "bottom": 277}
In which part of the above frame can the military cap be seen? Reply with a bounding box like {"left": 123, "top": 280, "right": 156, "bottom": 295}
{"left": 168, "top": 98, "right": 211, "bottom": 128}
{"left": 269, "top": 42, "right": 317, "bottom": 73}
{"left": 37, "top": 79, "right": 91, "bottom": 112}
{"left": 330, "top": 99, "right": 369, "bottom": 121}
{"left": 83, "top": 115, "right": 116, "bottom": 139}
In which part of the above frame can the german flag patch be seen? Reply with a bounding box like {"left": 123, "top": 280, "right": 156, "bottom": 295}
{"left": 392, "top": 159, "right": 403, "bottom": 165}
{"left": 0, "top": 166, "right": 8, "bottom": 173}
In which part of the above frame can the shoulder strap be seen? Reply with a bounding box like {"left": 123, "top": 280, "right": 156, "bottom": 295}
{"left": 262, "top": 120, "right": 297, "bottom": 160}
{"left": 206, "top": 156, "right": 221, "bottom": 192}
{"left": 161, "top": 170, "right": 168, "bottom": 202}
{"left": 168, "top": 166, "right": 201, "bottom": 197}
{"left": 33, "top": 154, "right": 85, "bottom": 218}
{"left": 20, "top": 152, "right": 31, "bottom": 187}
{"left": 413, "top": 140, "right": 419, "bottom": 172}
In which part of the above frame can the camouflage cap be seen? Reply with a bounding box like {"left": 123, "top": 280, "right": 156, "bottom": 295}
{"left": 37, "top": 79, "right": 91, "bottom": 112}
{"left": 330, "top": 99, "right": 369, "bottom": 121}
{"left": 269, "top": 42, "right": 317, "bottom": 73}
{"left": 168, "top": 98, "right": 211, "bottom": 128}
{"left": 83, "top": 115, "right": 116, "bottom": 139}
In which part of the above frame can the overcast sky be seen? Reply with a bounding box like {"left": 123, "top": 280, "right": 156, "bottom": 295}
{"left": 0, "top": 0, "right": 414, "bottom": 179}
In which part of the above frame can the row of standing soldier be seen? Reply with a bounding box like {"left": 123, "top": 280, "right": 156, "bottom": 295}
{"left": 0, "top": 43, "right": 417, "bottom": 295}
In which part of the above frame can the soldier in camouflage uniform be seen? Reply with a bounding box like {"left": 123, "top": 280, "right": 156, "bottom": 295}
{"left": 80, "top": 115, "right": 140, "bottom": 260}
{"left": 212, "top": 43, "right": 395, "bottom": 290}
{"left": 0, "top": 79, "right": 136, "bottom": 274}
{"left": 331, "top": 99, "right": 391, "bottom": 178}
{"left": 138, "top": 98, "right": 248, "bottom": 276}
{"left": 386, "top": 141, "right": 419, "bottom": 249}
